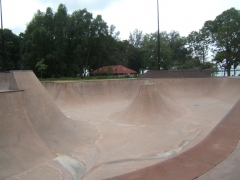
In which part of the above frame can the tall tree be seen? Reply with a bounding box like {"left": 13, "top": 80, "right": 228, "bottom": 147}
{"left": 141, "top": 33, "right": 158, "bottom": 70}
{"left": 43, "top": 7, "right": 55, "bottom": 76}
{"left": 129, "top": 29, "right": 143, "bottom": 48}
{"left": 141, "top": 31, "right": 190, "bottom": 70}
{"left": 167, "top": 31, "right": 189, "bottom": 69}
{"left": 187, "top": 28, "right": 211, "bottom": 65}
{"left": 0, "top": 29, "right": 21, "bottom": 70}
{"left": 204, "top": 8, "right": 240, "bottom": 76}
{"left": 69, "top": 8, "right": 93, "bottom": 76}
{"left": 21, "top": 10, "right": 46, "bottom": 72}
{"left": 53, "top": 4, "right": 70, "bottom": 76}
{"left": 20, "top": 4, "right": 122, "bottom": 77}
{"left": 35, "top": 58, "right": 48, "bottom": 78}
{"left": 87, "top": 15, "right": 109, "bottom": 74}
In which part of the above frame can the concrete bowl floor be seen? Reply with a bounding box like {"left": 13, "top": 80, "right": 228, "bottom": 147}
{"left": 1, "top": 71, "right": 240, "bottom": 180}
{"left": 41, "top": 78, "right": 240, "bottom": 179}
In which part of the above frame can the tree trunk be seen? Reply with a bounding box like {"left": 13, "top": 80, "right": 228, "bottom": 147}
{"left": 227, "top": 60, "right": 231, "bottom": 76}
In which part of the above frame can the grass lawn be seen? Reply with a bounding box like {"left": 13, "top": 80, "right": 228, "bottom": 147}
{"left": 39, "top": 75, "right": 139, "bottom": 82}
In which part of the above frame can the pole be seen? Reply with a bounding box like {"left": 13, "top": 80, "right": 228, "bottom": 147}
{"left": 157, "top": 0, "right": 160, "bottom": 70}
{"left": 0, "top": 0, "right": 4, "bottom": 71}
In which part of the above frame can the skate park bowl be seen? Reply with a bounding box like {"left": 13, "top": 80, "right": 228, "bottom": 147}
{"left": 1, "top": 70, "right": 240, "bottom": 180}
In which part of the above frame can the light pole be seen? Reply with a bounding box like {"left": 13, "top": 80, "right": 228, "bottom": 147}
{"left": 0, "top": 0, "right": 4, "bottom": 71}
{"left": 157, "top": 0, "right": 160, "bottom": 70}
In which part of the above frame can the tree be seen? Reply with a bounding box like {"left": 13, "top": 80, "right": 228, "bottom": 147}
{"left": 0, "top": 29, "right": 21, "bottom": 71}
{"left": 87, "top": 15, "right": 110, "bottom": 74}
{"left": 108, "top": 40, "right": 130, "bottom": 68}
{"left": 53, "top": 4, "right": 70, "bottom": 77}
{"left": 129, "top": 29, "right": 143, "bottom": 48}
{"left": 141, "top": 33, "right": 158, "bottom": 70}
{"left": 43, "top": 7, "right": 56, "bottom": 77}
{"left": 204, "top": 8, "right": 240, "bottom": 76}
{"left": 109, "top": 25, "right": 120, "bottom": 40}
{"left": 69, "top": 8, "right": 93, "bottom": 77}
{"left": 141, "top": 31, "right": 191, "bottom": 70}
{"left": 21, "top": 9, "right": 50, "bottom": 74}
{"left": 187, "top": 28, "right": 211, "bottom": 65}
{"left": 35, "top": 58, "right": 48, "bottom": 78}
{"left": 166, "top": 31, "right": 189, "bottom": 69}
{"left": 126, "top": 29, "right": 144, "bottom": 72}
{"left": 213, "top": 51, "right": 228, "bottom": 76}
{"left": 20, "top": 4, "right": 122, "bottom": 77}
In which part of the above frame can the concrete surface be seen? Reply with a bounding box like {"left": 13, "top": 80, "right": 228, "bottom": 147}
{"left": 1, "top": 71, "right": 240, "bottom": 180}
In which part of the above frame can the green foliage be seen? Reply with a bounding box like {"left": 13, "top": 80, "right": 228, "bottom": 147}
{"left": 187, "top": 28, "right": 211, "bottom": 64}
{"left": 129, "top": 29, "right": 143, "bottom": 48}
{"left": 204, "top": 8, "right": 240, "bottom": 76}
{"left": 20, "top": 4, "right": 120, "bottom": 77}
{"left": 0, "top": 29, "right": 21, "bottom": 70}
{"left": 1, "top": 5, "right": 239, "bottom": 77}
{"left": 35, "top": 58, "right": 48, "bottom": 78}
{"left": 141, "top": 31, "right": 191, "bottom": 70}
{"left": 39, "top": 75, "right": 129, "bottom": 82}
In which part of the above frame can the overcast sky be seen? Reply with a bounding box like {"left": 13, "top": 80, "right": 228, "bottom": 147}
{"left": 2, "top": 0, "right": 240, "bottom": 40}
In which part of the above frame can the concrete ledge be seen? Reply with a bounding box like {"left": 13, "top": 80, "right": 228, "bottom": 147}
{"left": 0, "top": 90, "right": 24, "bottom": 93}
{"left": 140, "top": 70, "right": 212, "bottom": 78}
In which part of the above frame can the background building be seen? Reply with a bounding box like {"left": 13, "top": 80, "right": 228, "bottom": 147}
{"left": 90, "top": 65, "right": 137, "bottom": 77}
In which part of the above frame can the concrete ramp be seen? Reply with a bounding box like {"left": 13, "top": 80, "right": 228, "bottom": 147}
{"left": 0, "top": 91, "right": 55, "bottom": 180}
{"left": 43, "top": 79, "right": 150, "bottom": 108}
{"left": 1, "top": 71, "right": 240, "bottom": 180}
{"left": 12, "top": 71, "right": 97, "bottom": 153}
{"left": 43, "top": 82, "right": 88, "bottom": 108}
{"left": 0, "top": 72, "right": 19, "bottom": 91}
{"left": 0, "top": 72, "right": 11, "bottom": 90}
{"left": 140, "top": 70, "right": 212, "bottom": 78}
{"left": 41, "top": 77, "right": 240, "bottom": 180}
{"left": 111, "top": 84, "right": 187, "bottom": 125}
{"left": 0, "top": 71, "right": 97, "bottom": 180}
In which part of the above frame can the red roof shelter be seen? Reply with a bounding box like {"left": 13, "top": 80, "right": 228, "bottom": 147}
{"left": 90, "top": 65, "right": 137, "bottom": 76}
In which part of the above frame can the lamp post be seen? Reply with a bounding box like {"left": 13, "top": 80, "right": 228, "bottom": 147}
{"left": 0, "top": 0, "right": 4, "bottom": 71}
{"left": 157, "top": 0, "right": 160, "bottom": 70}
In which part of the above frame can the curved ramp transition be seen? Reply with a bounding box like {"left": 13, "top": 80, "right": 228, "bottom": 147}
{"left": 110, "top": 84, "right": 186, "bottom": 125}
{"left": 1, "top": 71, "right": 240, "bottom": 180}
{"left": 0, "top": 71, "right": 97, "bottom": 180}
